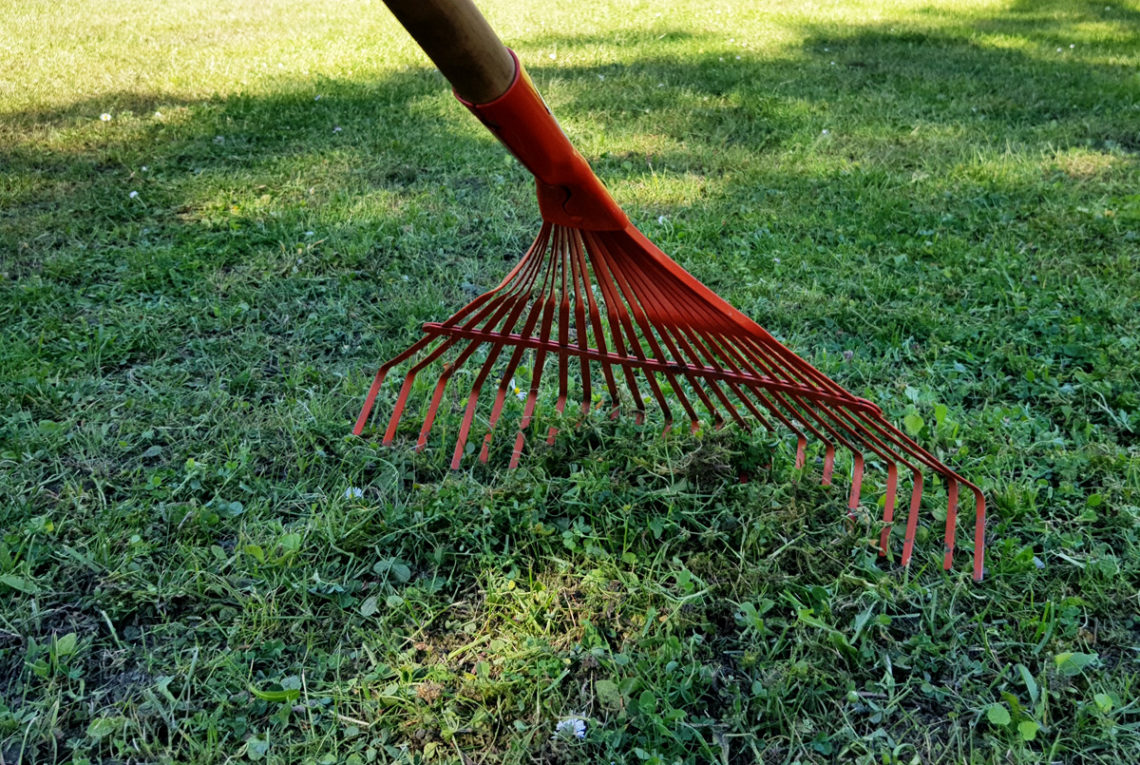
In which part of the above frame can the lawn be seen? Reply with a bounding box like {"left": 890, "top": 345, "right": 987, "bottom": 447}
{"left": 1, "top": 0, "right": 1138, "bottom": 762}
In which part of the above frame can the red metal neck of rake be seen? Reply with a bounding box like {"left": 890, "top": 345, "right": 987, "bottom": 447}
{"left": 456, "top": 50, "right": 629, "bottom": 231}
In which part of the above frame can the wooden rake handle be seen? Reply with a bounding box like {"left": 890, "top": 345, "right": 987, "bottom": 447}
{"left": 382, "top": 0, "right": 516, "bottom": 104}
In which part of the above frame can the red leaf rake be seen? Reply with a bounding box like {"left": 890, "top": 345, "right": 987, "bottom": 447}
{"left": 354, "top": 0, "right": 988, "bottom": 580}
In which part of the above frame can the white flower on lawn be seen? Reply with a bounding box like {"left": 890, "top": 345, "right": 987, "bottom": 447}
{"left": 129, "top": 190, "right": 139, "bottom": 199}
{"left": 100, "top": 113, "right": 112, "bottom": 121}
{"left": 343, "top": 487, "right": 363, "bottom": 499}
{"left": 554, "top": 717, "right": 586, "bottom": 740}
{"left": 509, "top": 378, "right": 526, "bottom": 401}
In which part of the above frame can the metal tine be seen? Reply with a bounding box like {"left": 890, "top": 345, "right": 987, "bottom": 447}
{"left": 448, "top": 232, "right": 556, "bottom": 468}
{"left": 353, "top": 334, "right": 435, "bottom": 436}
{"left": 828, "top": 406, "right": 962, "bottom": 567}
{"left": 476, "top": 226, "right": 564, "bottom": 464}
{"left": 700, "top": 331, "right": 875, "bottom": 513}
{"left": 802, "top": 402, "right": 930, "bottom": 562}
{"left": 600, "top": 232, "right": 717, "bottom": 433}
{"left": 777, "top": 394, "right": 914, "bottom": 547}
{"left": 377, "top": 224, "right": 554, "bottom": 445}
{"left": 603, "top": 234, "right": 752, "bottom": 433}
{"left": 418, "top": 242, "right": 558, "bottom": 453}
{"left": 355, "top": 223, "right": 555, "bottom": 437}
{"left": 509, "top": 228, "right": 565, "bottom": 468}
{"left": 601, "top": 233, "right": 737, "bottom": 429}
{"left": 822, "top": 445, "right": 836, "bottom": 486}
{"left": 547, "top": 231, "right": 573, "bottom": 444}
{"left": 587, "top": 233, "right": 704, "bottom": 433}
{"left": 414, "top": 223, "right": 554, "bottom": 460}
{"left": 613, "top": 235, "right": 822, "bottom": 440}
{"left": 583, "top": 235, "right": 650, "bottom": 424}
{"left": 619, "top": 243, "right": 835, "bottom": 474}
{"left": 615, "top": 231, "right": 953, "bottom": 567}
{"left": 610, "top": 255, "right": 725, "bottom": 434}
{"left": 945, "top": 479, "right": 959, "bottom": 570}
{"left": 714, "top": 333, "right": 910, "bottom": 525}
{"left": 850, "top": 409, "right": 986, "bottom": 577}
{"left": 569, "top": 230, "right": 622, "bottom": 418}
{"left": 566, "top": 230, "right": 594, "bottom": 418}
{"left": 618, "top": 227, "right": 865, "bottom": 411}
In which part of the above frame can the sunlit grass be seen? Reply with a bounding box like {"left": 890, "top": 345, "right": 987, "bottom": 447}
{"left": 2, "top": 0, "right": 1139, "bottom": 763}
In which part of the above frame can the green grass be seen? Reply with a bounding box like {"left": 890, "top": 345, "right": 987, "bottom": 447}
{"left": 2, "top": 0, "right": 1139, "bottom": 762}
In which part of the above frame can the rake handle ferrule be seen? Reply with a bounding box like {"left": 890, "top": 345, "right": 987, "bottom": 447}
{"left": 458, "top": 51, "right": 629, "bottom": 231}
{"left": 382, "top": 1, "right": 627, "bottom": 230}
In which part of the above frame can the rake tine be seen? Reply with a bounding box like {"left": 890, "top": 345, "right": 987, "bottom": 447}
{"left": 450, "top": 232, "right": 556, "bottom": 467}
{"left": 822, "top": 445, "right": 836, "bottom": 486}
{"left": 613, "top": 236, "right": 760, "bottom": 431}
{"left": 842, "top": 409, "right": 987, "bottom": 575}
{"left": 592, "top": 234, "right": 707, "bottom": 433}
{"left": 449, "top": 287, "right": 541, "bottom": 465}
{"left": 353, "top": 335, "right": 434, "bottom": 436}
{"left": 616, "top": 242, "right": 822, "bottom": 442}
{"left": 373, "top": 225, "right": 555, "bottom": 445}
{"left": 570, "top": 231, "right": 621, "bottom": 417}
{"left": 606, "top": 231, "right": 748, "bottom": 430}
{"left": 608, "top": 251, "right": 717, "bottom": 432}
{"left": 547, "top": 233, "right": 572, "bottom": 444}
{"left": 879, "top": 463, "right": 899, "bottom": 556}
{"left": 567, "top": 231, "right": 594, "bottom": 418}
{"left": 900, "top": 470, "right": 924, "bottom": 568}
{"left": 799, "top": 404, "right": 939, "bottom": 564}
{"left": 944, "top": 479, "right": 959, "bottom": 570}
{"left": 478, "top": 228, "right": 563, "bottom": 463}
{"left": 584, "top": 235, "right": 649, "bottom": 424}
{"left": 704, "top": 332, "right": 849, "bottom": 480}
{"left": 971, "top": 485, "right": 986, "bottom": 581}
{"left": 509, "top": 230, "right": 564, "bottom": 468}
{"left": 383, "top": 372, "right": 420, "bottom": 445}
{"left": 849, "top": 453, "right": 865, "bottom": 519}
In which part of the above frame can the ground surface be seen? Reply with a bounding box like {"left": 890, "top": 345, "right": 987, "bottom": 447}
{"left": 2, "top": 0, "right": 1139, "bottom": 763}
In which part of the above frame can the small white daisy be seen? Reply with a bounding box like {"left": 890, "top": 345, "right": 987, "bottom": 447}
{"left": 128, "top": 190, "right": 139, "bottom": 199}
{"left": 343, "top": 487, "right": 363, "bottom": 499}
{"left": 100, "top": 113, "right": 112, "bottom": 122}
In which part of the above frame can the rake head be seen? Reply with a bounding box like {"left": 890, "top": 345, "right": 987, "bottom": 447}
{"left": 354, "top": 51, "right": 988, "bottom": 580}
